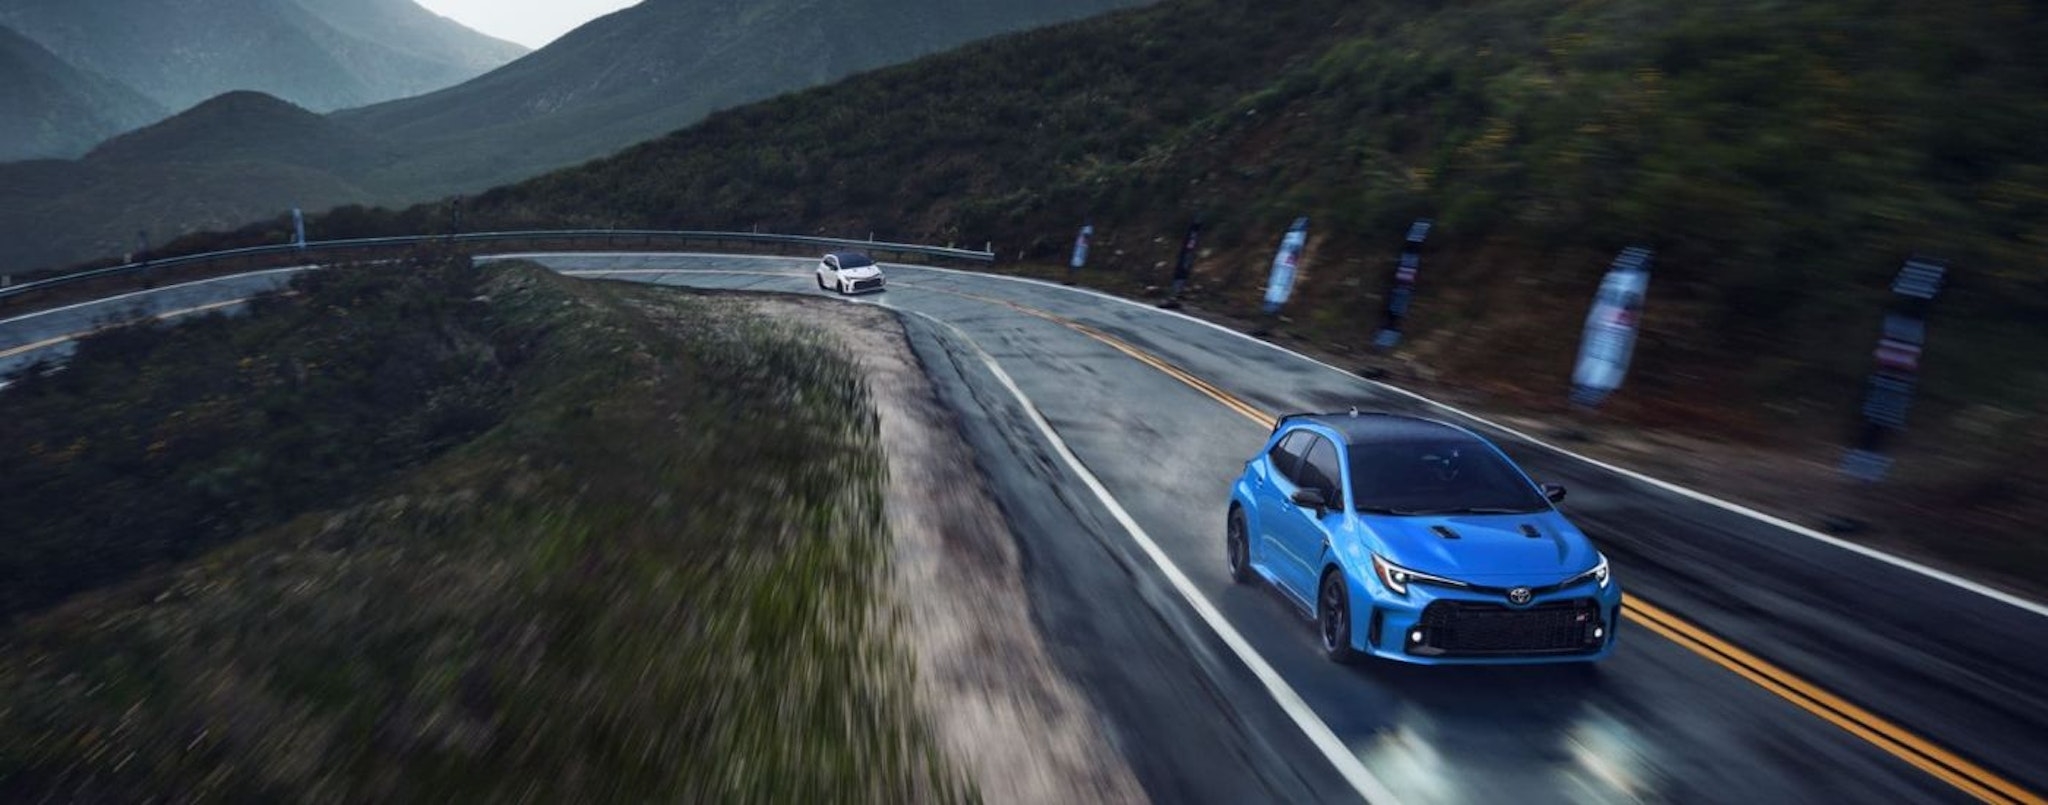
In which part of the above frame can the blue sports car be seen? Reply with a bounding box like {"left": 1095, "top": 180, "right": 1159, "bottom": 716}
{"left": 1227, "top": 411, "right": 1620, "bottom": 664}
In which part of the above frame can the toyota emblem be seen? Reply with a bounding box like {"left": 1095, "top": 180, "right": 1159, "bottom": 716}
{"left": 1507, "top": 587, "right": 1533, "bottom": 605}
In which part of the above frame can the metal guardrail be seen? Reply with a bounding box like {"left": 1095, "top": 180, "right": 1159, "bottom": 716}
{"left": 0, "top": 230, "right": 997, "bottom": 302}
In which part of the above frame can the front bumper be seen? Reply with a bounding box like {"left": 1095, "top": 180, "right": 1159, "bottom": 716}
{"left": 1354, "top": 574, "right": 1622, "bottom": 665}
{"left": 845, "top": 276, "right": 886, "bottom": 293}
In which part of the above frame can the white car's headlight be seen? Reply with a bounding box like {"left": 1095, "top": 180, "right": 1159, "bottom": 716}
{"left": 1568, "top": 553, "right": 1611, "bottom": 589}
{"left": 1371, "top": 554, "right": 1468, "bottom": 596}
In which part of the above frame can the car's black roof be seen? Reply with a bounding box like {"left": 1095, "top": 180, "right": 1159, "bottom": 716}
{"left": 1281, "top": 411, "right": 1481, "bottom": 446}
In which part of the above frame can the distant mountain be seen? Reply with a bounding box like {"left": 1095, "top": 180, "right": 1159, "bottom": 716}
{"left": 0, "top": 0, "right": 527, "bottom": 114}
{"left": 87, "top": 91, "right": 398, "bottom": 173}
{"left": 334, "top": 0, "right": 1153, "bottom": 195}
{"left": 0, "top": 24, "right": 163, "bottom": 161}
{"left": 0, "top": 0, "right": 1150, "bottom": 273}
{"left": 0, "top": 92, "right": 394, "bottom": 271}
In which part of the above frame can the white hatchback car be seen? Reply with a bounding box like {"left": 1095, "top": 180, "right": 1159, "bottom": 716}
{"left": 816, "top": 251, "right": 886, "bottom": 294}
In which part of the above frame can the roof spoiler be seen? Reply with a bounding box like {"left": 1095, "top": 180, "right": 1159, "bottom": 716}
{"left": 1272, "top": 407, "right": 1391, "bottom": 432}
{"left": 1272, "top": 412, "right": 1318, "bottom": 432}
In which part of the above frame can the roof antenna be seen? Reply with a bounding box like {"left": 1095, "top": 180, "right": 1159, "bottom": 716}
{"left": 1349, "top": 406, "right": 1360, "bottom": 418}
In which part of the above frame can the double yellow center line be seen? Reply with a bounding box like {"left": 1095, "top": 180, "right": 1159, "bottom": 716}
{"left": 935, "top": 284, "right": 2040, "bottom": 805}
{"left": 1623, "top": 598, "right": 2035, "bottom": 804}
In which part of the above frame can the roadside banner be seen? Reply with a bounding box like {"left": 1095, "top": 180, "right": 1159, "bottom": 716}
{"left": 292, "top": 208, "right": 307, "bottom": 249}
{"left": 1570, "top": 246, "right": 1654, "bottom": 407}
{"left": 1069, "top": 223, "right": 1093, "bottom": 272}
{"left": 1840, "top": 256, "right": 1947, "bottom": 482}
{"left": 1263, "top": 216, "right": 1310, "bottom": 315}
{"left": 1170, "top": 219, "right": 1203, "bottom": 297}
{"left": 1374, "top": 218, "right": 1434, "bottom": 350}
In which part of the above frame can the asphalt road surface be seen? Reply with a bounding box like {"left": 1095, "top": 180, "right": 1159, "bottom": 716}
{"left": 4, "top": 253, "right": 2044, "bottom": 805}
{"left": 0, "top": 268, "right": 309, "bottom": 381}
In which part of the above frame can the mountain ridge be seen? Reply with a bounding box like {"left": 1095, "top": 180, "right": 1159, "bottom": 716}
{"left": 0, "top": 0, "right": 1151, "bottom": 273}
{"left": 331, "top": 0, "right": 1153, "bottom": 194}
{"left": 0, "top": 0, "right": 527, "bottom": 114}
{"left": 0, "top": 23, "right": 164, "bottom": 161}
{"left": 0, "top": 91, "right": 388, "bottom": 268}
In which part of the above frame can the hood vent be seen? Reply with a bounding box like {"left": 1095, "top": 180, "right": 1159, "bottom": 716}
{"left": 1431, "top": 525, "right": 1460, "bottom": 540}
{"left": 1520, "top": 524, "right": 1543, "bottom": 539}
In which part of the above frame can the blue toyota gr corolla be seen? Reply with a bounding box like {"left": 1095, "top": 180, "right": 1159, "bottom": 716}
{"left": 1227, "top": 410, "right": 1620, "bottom": 664}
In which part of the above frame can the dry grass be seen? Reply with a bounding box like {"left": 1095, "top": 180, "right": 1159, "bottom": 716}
{"left": 0, "top": 263, "right": 967, "bottom": 803}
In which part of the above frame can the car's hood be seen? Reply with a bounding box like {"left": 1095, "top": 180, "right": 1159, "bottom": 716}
{"left": 1360, "top": 511, "right": 1598, "bottom": 583}
{"left": 839, "top": 266, "right": 882, "bottom": 279}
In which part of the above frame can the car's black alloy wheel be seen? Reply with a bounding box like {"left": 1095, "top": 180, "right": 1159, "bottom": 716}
{"left": 1227, "top": 510, "right": 1251, "bottom": 584}
{"left": 1320, "top": 571, "right": 1360, "bottom": 664}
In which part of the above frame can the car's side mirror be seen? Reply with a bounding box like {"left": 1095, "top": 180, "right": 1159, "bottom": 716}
{"left": 1542, "top": 483, "right": 1567, "bottom": 504}
{"left": 1291, "top": 488, "right": 1329, "bottom": 511}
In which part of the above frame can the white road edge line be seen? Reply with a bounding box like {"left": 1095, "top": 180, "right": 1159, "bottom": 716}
{"left": 878, "top": 262, "right": 2048, "bottom": 620}
{"left": 526, "top": 252, "right": 2048, "bottom": 617}
{"left": 895, "top": 306, "right": 1403, "bottom": 805}
{"left": 22, "top": 252, "right": 2032, "bottom": 619}
{"left": 0, "top": 267, "right": 314, "bottom": 327}
{"left": 524, "top": 254, "right": 2048, "bottom": 617}
{"left": 1, "top": 297, "right": 263, "bottom": 362}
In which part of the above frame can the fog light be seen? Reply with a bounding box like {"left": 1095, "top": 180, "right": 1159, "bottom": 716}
{"left": 1594, "top": 627, "right": 1605, "bottom": 639}
{"left": 1409, "top": 630, "right": 1424, "bottom": 644}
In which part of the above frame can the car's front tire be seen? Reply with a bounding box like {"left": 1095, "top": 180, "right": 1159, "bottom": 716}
{"left": 1227, "top": 508, "right": 1252, "bottom": 584}
{"left": 1319, "top": 569, "right": 1362, "bottom": 665}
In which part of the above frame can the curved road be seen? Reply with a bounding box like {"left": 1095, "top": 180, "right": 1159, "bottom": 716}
{"left": 4, "top": 253, "right": 2045, "bottom": 804}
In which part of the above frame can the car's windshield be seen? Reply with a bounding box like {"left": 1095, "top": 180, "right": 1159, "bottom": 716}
{"left": 1347, "top": 438, "right": 1549, "bottom": 515}
{"left": 836, "top": 254, "right": 875, "bottom": 268}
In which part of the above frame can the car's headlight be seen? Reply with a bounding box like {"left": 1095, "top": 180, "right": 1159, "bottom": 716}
{"left": 1568, "top": 553, "right": 1611, "bottom": 589}
{"left": 1371, "top": 554, "right": 1468, "bottom": 596}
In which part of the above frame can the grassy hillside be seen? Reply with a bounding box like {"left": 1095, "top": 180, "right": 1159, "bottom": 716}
{"left": 27, "top": 0, "right": 2046, "bottom": 574}
{"left": 0, "top": 257, "right": 962, "bottom": 800}
{"left": 334, "top": 0, "right": 1151, "bottom": 196}
{"left": 426, "top": 0, "right": 2041, "bottom": 579}
{"left": 446, "top": 0, "right": 2044, "bottom": 438}
{"left": 0, "top": 0, "right": 1151, "bottom": 274}
{"left": 0, "top": 92, "right": 394, "bottom": 270}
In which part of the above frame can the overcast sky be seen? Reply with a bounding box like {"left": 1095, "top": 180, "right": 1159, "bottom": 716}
{"left": 414, "top": 0, "right": 641, "bottom": 49}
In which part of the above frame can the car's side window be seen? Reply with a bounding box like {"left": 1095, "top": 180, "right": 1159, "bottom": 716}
{"left": 1268, "top": 430, "right": 1311, "bottom": 483}
{"left": 1300, "top": 437, "right": 1344, "bottom": 506}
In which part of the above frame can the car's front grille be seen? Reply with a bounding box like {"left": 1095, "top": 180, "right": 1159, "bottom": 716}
{"left": 1410, "top": 598, "right": 1605, "bottom": 657}
{"left": 851, "top": 278, "right": 884, "bottom": 291}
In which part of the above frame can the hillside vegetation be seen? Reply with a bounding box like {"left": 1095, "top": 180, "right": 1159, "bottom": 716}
{"left": 0, "top": 0, "right": 1150, "bottom": 274}
{"left": 0, "top": 92, "right": 398, "bottom": 269}
{"left": 416, "top": 0, "right": 2041, "bottom": 451}
{"left": 31, "top": 0, "right": 2048, "bottom": 574}
{"left": 0, "top": 258, "right": 961, "bottom": 800}
{"left": 335, "top": 0, "right": 1152, "bottom": 196}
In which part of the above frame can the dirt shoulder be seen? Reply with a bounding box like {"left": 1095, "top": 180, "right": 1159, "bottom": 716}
{"left": 0, "top": 264, "right": 970, "bottom": 802}
{"left": 746, "top": 296, "right": 1148, "bottom": 805}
